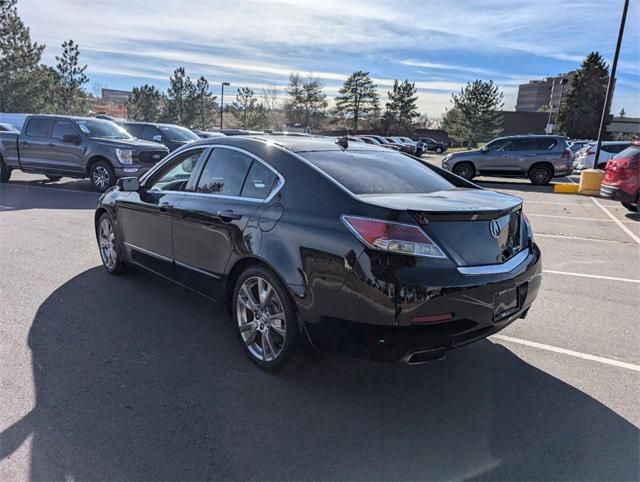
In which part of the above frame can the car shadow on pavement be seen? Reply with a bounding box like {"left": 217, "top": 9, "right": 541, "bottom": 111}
{"left": 0, "top": 183, "right": 98, "bottom": 211}
{"left": 1, "top": 266, "right": 638, "bottom": 480}
{"left": 474, "top": 179, "right": 556, "bottom": 194}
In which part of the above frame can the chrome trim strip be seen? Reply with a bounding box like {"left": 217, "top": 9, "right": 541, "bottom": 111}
{"left": 174, "top": 260, "right": 221, "bottom": 279}
{"left": 457, "top": 248, "right": 530, "bottom": 275}
{"left": 140, "top": 144, "right": 285, "bottom": 204}
{"left": 124, "top": 242, "right": 172, "bottom": 263}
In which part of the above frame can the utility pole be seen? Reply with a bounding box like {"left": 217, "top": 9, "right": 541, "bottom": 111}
{"left": 594, "top": 0, "right": 629, "bottom": 168}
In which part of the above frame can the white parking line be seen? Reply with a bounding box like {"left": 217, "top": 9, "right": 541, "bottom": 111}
{"left": 492, "top": 334, "right": 640, "bottom": 372}
{"left": 536, "top": 233, "right": 628, "bottom": 244}
{"left": 590, "top": 197, "right": 640, "bottom": 245}
{"left": 543, "top": 269, "right": 640, "bottom": 283}
{"left": 0, "top": 184, "right": 98, "bottom": 195}
{"left": 525, "top": 201, "right": 598, "bottom": 206}
{"left": 528, "top": 213, "right": 637, "bottom": 224}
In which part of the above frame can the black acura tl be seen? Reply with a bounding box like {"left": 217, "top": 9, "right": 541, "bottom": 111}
{"left": 95, "top": 135, "right": 541, "bottom": 370}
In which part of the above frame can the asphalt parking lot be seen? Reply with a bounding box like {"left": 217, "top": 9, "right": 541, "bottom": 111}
{"left": 1, "top": 161, "right": 639, "bottom": 480}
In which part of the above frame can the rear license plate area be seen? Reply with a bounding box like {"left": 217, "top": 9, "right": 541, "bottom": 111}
{"left": 494, "top": 287, "right": 519, "bottom": 321}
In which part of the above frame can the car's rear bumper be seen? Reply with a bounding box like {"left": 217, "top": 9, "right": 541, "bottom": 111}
{"left": 301, "top": 245, "right": 542, "bottom": 363}
{"left": 600, "top": 184, "right": 638, "bottom": 204}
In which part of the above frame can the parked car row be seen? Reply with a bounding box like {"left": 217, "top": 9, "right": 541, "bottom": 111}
{"left": 573, "top": 141, "right": 634, "bottom": 171}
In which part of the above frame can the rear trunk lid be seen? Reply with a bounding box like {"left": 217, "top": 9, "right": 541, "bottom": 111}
{"left": 359, "top": 188, "right": 526, "bottom": 266}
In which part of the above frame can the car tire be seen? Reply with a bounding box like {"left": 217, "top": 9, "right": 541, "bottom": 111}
{"left": 529, "top": 164, "right": 553, "bottom": 185}
{"left": 621, "top": 202, "right": 638, "bottom": 213}
{"left": 453, "top": 162, "right": 475, "bottom": 180}
{"left": 0, "top": 156, "right": 12, "bottom": 183}
{"left": 45, "top": 174, "right": 62, "bottom": 182}
{"left": 89, "top": 160, "right": 116, "bottom": 193}
{"left": 233, "top": 265, "right": 301, "bottom": 372}
{"left": 435, "top": 147, "right": 443, "bottom": 154}
{"left": 97, "top": 212, "right": 124, "bottom": 274}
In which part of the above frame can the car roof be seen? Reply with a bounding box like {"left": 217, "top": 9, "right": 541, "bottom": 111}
{"left": 185, "top": 134, "right": 386, "bottom": 153}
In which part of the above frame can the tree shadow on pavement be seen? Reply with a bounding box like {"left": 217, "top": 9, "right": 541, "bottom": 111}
{"left": 1, "top": 267, "right": 638, "bottom": 480}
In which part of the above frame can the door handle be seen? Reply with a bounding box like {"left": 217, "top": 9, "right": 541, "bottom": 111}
{"left": 216, "top": 210, "right": 242, "bottom": 221}
{"left": 159, "top": 202, "right": 174, "bottom": 212}
{"left": 20, "top": 141, "right": 30, "bottom": 147}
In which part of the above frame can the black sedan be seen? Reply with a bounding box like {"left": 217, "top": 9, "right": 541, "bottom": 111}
{"left": 419, "top": 137, "right": 449, "bottom": 154}
{"left": 95, "top": 136, "right": 541, "bottom": 371}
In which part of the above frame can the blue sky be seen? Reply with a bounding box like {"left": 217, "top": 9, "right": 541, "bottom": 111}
{"left": 19, "top": 0, "right": 640, "bottom": 117}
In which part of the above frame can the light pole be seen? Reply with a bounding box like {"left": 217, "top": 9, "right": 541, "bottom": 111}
{"left": 594, "top": 0, "right": 629, "bottom": 168}
{"left": 220, "top": 82, "right": 230, "bottom": 129}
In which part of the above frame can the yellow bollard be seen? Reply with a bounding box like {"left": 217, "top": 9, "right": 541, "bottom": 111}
{"left": 579, "top": 169, "right": 605, "bottom": 196}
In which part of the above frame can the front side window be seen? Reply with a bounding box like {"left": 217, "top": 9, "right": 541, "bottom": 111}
{"left": 302, "top": 150, "right": 454, "bottom": 195}
{"left": 51, "top": 120, "right": 77, "bottom": 140}
{"left": 485, "top": 139, "right": 510, "bottom": 151}
{"left": 196, "top": 148, "right": 252, "bottom": 196}
{"left": 142, "top": 125, "right": 161, "bottom": 141}
{"left": 159, "top": 126, "right": 200, "bottom": 142}
{"left": 25, "top": 118, "right": 52, "bottom": 137}
{"left": 149, "top": 149, "right": 204, "bottom": 191}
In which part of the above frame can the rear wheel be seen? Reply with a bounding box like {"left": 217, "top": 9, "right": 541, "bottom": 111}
{"left": 0, "top": 157, "right": 11, "bottom": 183}
{"left": 453, "top": 162, "right": 475, "bottom": 180}
{"left": 233, "top": 266, "right": 300, "bottom": 371}
{"left": 45, "top": 174, "right": 62, "bottom": 182}
{"left": 90, "top": 160, "right": 116, "bottom": 192}
{"left": 435, "top": 146, "right": 444, "bottom": 154}
{"left": 529, "top": 164, "right": 553, "bottom": 185}
{"left": 621, "top": 202, "right": 638, "bottom": 213}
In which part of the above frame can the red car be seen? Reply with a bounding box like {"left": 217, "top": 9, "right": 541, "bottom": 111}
{"left": 600, "top": 141, "right": 640, "bottom": 212}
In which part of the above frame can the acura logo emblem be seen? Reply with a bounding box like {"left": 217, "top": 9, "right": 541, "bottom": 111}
{"left": 489, "top": 219, "right": 501, "bottom": 239}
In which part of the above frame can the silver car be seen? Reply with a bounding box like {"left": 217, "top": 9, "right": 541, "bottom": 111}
{"left": 441, "top": 135, "right": 572, "bottom": 185}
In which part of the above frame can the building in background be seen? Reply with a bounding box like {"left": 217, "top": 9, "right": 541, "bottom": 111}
{"left": 515, "top": 73, "right": 574, "bottom": 113}
{"left": 88, "top": 88, "right": 132, "bottom": 120}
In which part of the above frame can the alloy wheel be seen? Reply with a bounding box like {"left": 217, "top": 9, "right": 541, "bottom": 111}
{"left": 98, "top": 217, "right": 118, "bottom": 270}
{"left": 92, "top": 166, "right": 111, "bottom": 191}
{"left": 236, "top": 276, "right": 287, "bottom": 362}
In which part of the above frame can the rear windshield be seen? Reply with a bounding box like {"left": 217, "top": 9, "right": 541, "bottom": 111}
{"left": 613, "top": 145, "right": 640, "bottom": 160}
{"left": 301, "top": 150, "right": 454, "bottom": 195}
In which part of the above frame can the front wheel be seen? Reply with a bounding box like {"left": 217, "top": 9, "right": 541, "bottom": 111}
{"left": 97, "top": 212, "right": 124, "bottom": 274}
{"left": 90, "top": 161, "right": 116, "bottom": 192}
{"left": 622, "top": 202, "right": 638, "bottom": 213}
{"left": 233, "top": 266, "right": 300, "bottom": 371}
{"left": 453, "top": 162, "right": 475, "bottom": 180}
{"left": 435, "top": 147, "right": 444, "bottom": 154}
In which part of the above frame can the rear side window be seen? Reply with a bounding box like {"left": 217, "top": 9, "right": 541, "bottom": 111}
{"left": 606, "top": 144, "right": 630, "bottom": 154}
{"left": 196, "top": 148, "right": 252, "bottom": 196}
{"left": 25, "top": 118, "right": 52, "bottom": 137}
{"left": 241, "top": 162, "right": 279, "bottom": 199}
{"left": 124, "top": 124, "right": 143, "bottom": 138}
{"left": 535, "top": 138, "right": 557, "bottom": 150}
{"left": 302, "top": 150, "right": 454, "bottom": 195}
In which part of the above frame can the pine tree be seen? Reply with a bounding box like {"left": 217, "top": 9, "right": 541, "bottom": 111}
{"left": 384, "top": 79, "right": 419, "bottom": 135}
{"left": 557, "top": 52, "right": 609, "bottom": 139}
{"left": 193, "top": 76, "right": 217, "bottom": 130}
{"left": 166, "top": 67, "right": 196, "bottom": 125}
{"left": 284, "top": 73, "right": 305, "bottom": 126}
{"left": 231, "top": 87, "right": 257, "bottom": 129}
{"left": 126, "top": 84, "right": 164, "bottom": 122}
{"left": 0, "top": 0, "right": 56, "bottom": 113}
{"left": 618, "top": 108, "right": 626, "bottom": 118}
{"left": 442, "top": 79, "right": 503, "bottom": 146}
{"left": 334, "top": 70, "right": 380, "bottom": 132}
{"left": 55, "top": 39, "right": 89, "bottom": 115}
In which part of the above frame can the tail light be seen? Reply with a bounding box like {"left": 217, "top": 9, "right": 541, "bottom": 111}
{"left": 561, "top": 148, "right": 571, "bottom": 160}
{"left": 341, "top": 215, "right": 447, "bottom": 258}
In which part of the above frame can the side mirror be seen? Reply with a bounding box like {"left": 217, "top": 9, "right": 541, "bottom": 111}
{"left": 481, "top": 146, "right": 488, "bottom": 152}
{"left": 116, "top": 177, "right": 140, "bottom": 192}
{"left": 152, "top": 135, "right": 162, "bottom": 143}
{"left": 62, "top": 134, "right": 81, "bottom": 144}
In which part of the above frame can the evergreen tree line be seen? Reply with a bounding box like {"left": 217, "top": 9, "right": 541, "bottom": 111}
{"left": 2, "top": 0, "right": 616, "bottom": 140}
